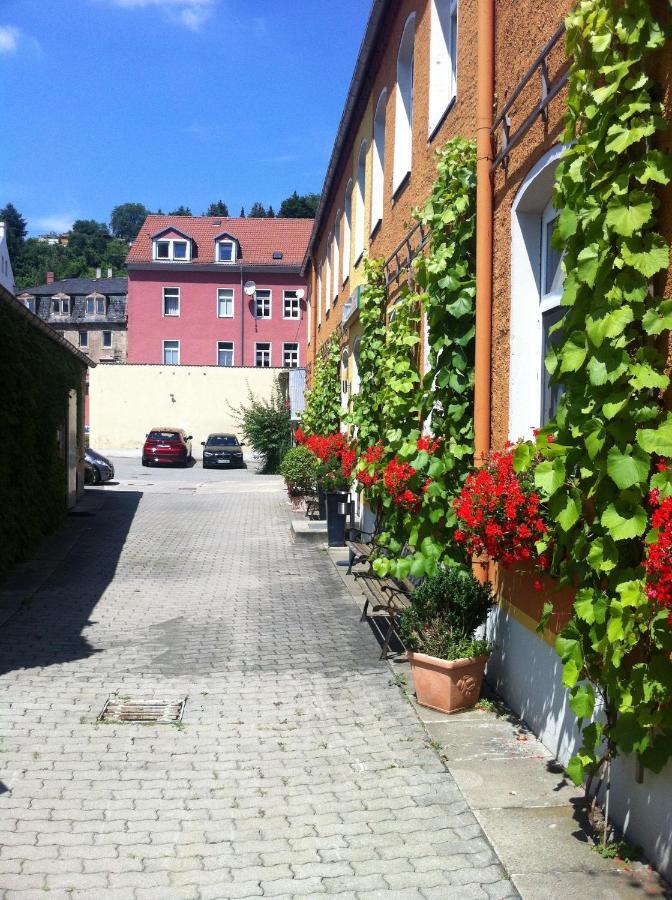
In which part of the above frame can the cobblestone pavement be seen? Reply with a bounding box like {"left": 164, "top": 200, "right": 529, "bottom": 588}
{"left": 0, "top": 460, "right": 516, "bottom": 899}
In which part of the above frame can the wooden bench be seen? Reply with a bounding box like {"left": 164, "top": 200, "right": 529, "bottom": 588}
{"left": 304, "top": 488, "right": 321, "bottom": 520}
{"left": 357, "top": 570, "right": 415, "bottom": 659}
{"left": 346, "top": 539, "right": 374, "bottom": 575}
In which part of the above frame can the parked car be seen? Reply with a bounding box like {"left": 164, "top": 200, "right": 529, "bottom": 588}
{"left": 84, "top": 448, "right": 115, "bottom": 485}
{"left": 142, "top": 428, "right": 193, "bottom": 467}
{"left": 201, "top": 433, "right": 245, "bottom": 469}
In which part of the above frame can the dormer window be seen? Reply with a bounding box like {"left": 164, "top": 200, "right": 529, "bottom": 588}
{"left": 152, "top": 235, "right": 191, "bottom": 261}
{"left": 217, "top": 239, "right": 236, "bottom": 263}
{"left": 51, "top": 294, "right": 70, "bottom": 315}
{"left": 86, "top": 294, "right": 106, "bottom": 316}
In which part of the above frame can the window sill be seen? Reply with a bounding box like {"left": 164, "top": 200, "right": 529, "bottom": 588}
{"left": 427, "top": 96, "right": 456, "bottom": 144}
{"left": 342, "top": 275, "right": 350, "bottom": 290}
{"left": 325, "top": 309, "right": 331, "bottom": 320}
{"left": 353, "top": 251, "right": 364, "bottom": 269}
{"left": 370, "top": 218, "right": 382, "bottom": 241}
{"left": 392, "top": 171, "right": 411, "bottom": 204}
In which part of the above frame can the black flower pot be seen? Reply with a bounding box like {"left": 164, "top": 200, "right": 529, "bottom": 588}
{"left": 326, "top": 491, "right": 348, "bottom": 547}
{"left": 318, "top": 488, "right": 327, "bottom": 520}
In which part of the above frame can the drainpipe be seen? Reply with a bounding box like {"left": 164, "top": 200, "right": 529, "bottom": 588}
{"left": 474, "top": 0, "right": 494, "bottom": 462}
{"left": 474, "top": 0, "right": 495, "bottom": 586}
{"left": 239, "top": 264, "right": 244, "bottom": 366}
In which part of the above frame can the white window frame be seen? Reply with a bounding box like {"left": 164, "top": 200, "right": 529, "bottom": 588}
{"left": 153, "top": 237, "right": 191, "bottom": 261}
{"left": 371, "top": 89, "right": 387, "bottom": 232}
{"left": 509, "top": 144, "right": 567, "bottom": 442}
{"left": 343, "top": 179, "right": 353, "bottom": 285}
{"left": 51, "top": 295, "right": 70, "bottom": 315}
{"left": 217, "top": 340, "right": 234, "bottom": 366}
{"left": 354, "top": 139, "right": 367, "bottom": 263}
{"left": 317, "top": 267, "right": 322, "bottom": 327}
{"left": 163, "top": 287, "right": 180, "bottom": 317}
{"left": 307, "top": 286, "right": 312, "bottom": 344}
{"left": 255, "top": 342, "right": 271, "bottom": 367}
{"left": 217, "top": 239, "right": 236, "bottom": 263}
{"left": 24, "top": 298, "right": 35, "bottom": 313}
{"left": 428, "top": 0, "right": 458, "bottom": 138}
{"left": 102, "top": 330, "right": 112, "bottom": 349}
{"left": 393, "top": 13, "right": 416, "bottom": 194}
{"left": 325, "top": 238, "right": 332, "bottom": 313}
{"left": 254, "top": 289, "right": 271, "bottom": 319}
{"left": 217, "top": 288, "right": 234, "bottom": 318}
{"left": 78, "top": 330, "right": 88, "bottom": 349}
{"left": 333, "top": 213, "right": 341, "bottom": 302}
{"left": 283, "top": 290, "right": 300, "bottom": 319}
{"left": 283, "top": 342, "right": 299, "bottom": 368}
{"left": 163, "top": 339, "right": 180, "bottom": 365}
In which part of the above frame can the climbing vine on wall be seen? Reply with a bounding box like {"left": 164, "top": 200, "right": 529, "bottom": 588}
{"left": 514, "top": 0, "right": 672, "bottom": 795}
{"left": 349, "top": 259, "right": 389, "bottom": 445}
{"left": 302, "top": 333, "right": 341, "bottom": 436}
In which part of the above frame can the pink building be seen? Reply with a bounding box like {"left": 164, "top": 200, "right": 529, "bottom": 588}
{"left": 126, "top": 215, "right": 312, "bottom": 368}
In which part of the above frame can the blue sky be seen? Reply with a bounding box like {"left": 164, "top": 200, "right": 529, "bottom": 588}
{"left": 0, "top": 0, "right": 370, "bottom": 235}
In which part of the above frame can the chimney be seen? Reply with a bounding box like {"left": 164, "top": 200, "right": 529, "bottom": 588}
{"left": 95, "top": 267, "right": 102, "bottom": 279}
{"left": 46, "top": 271, "right": 54, "bottom": 284}
{"left": 107, "top": 267, "right": 113, "bottom": 278}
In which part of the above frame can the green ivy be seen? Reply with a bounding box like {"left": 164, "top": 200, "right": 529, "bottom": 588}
{"left": 517, "top": 0, "right": 672, "bottom": 793}
{"left": 302, "top": 333, "right": 341, "bottom": 435}
{"left": 349, "top": 258, "right": 389, "bottom": 444}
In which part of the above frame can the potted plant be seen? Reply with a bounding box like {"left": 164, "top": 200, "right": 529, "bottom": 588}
{"left": 399, "top": 568, "right": 494, "bottom": 714}
{"left": 279, "top": 446, "right": 318, "bottom": 511}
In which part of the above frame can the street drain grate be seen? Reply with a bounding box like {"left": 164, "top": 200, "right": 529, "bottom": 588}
{"left": 98, "top": 696, "right": 186, "bottom": 725}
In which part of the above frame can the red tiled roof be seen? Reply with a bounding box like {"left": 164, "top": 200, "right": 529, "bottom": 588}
{"left": 127, "top": 215, "right": 313, "bottom": 268}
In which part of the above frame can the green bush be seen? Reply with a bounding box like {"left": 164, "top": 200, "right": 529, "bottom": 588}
{"left": 279, "top": 447, "right": 317, "bottom": 496}
{"left": 231, "top": 383, "right": 291, "bottom": 474}
{"left": 399, "top": 567, "right": 493, "bottom": 661}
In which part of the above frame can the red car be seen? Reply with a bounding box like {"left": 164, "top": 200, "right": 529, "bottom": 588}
{"left": 142, "top": 427, "right": 193, "bottom": 467}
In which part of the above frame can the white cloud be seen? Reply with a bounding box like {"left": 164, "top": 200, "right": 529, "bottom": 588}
{"left": 100, "top": 0, "right": 217, "bottom": 31}
{"left": 32, "top": 213, "right": 77, "bottom": 235}
{"left": 0, "top": 26, "right": 20, "bottom": 54}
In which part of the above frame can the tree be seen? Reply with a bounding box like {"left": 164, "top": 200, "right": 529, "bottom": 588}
{"left": 205, "top": 200, "right": 229, "bottom": 216}
{"left": 267, "top": 206, "right": 276, "bottom": 218}
{"left": 67, "top": 219, "right": 110, "bottom": 267}
{"left": 168, "top": 206, "right": 192, "bottom": 216}
{"left": 239, "top": 206, "right": 246, "bottom": 217}
{"left": 248, "top": 202, "right": 267, "bottom": 218}
{"left": 14, "top": 240, "right": 69, "bottom": 290}
{"left": 0, "top": 202, "right": 28, "bottom": 262}
{"left": 110, "top": 203, "right": 149, "bottom": 242}
{"left": 278, "top": 191, "right": 320, "bottom": 218}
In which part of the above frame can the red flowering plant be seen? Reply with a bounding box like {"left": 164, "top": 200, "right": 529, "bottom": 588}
{"left": 645, "top": 459, "right": 672, "bottom": 625}
{"left": 453, "top": 446, "right": 550, "bottom": 588}
{"left": 301, "top": 432, "right": 357, "bottom": 492}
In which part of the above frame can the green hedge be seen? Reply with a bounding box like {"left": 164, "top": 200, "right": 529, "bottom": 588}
{"left": 0, "top": 300, "right": 83, "bottom": 578}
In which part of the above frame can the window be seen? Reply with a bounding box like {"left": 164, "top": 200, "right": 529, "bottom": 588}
{"left": 509, "top": 144, "right": 567, "bottom": 441}
{"left": 343, "top": 180, "right": 352, "bottom": 284}
{"left": 254, "top": 289, "right": 271, "bottom": 319}
{"left": 354, "top": 140, "right": 367, "bottom": 262}
{"left": 428, "top": 0, "right": 458, "bottom": 137}
{"left": 325, "top": 238, "right": 332, "bottom": 313}
{"left": 341, "top": 348, "right": 350, "bottom": 409}
{"left": 78, "top": 331, "right": 88, "bottom": 348}
{"left": 283, "top": 290, "right": 300, "bottom": 319}
{"left": 283, "top": 342, "right": 299, "bottom": 368}
{"left": 371, "top": 89, "right": 387, "bottom": 231}
{"left": 317, "top": 267, "right": 322, "bottom": 327}
{"left": 23, "top": 297, "right": 35, "bottom": 313}
{"left": 352, "top": 336, "right": 362, "bottom": 395}
{"left": 153, "top": 237, "right": 191, "bottom": 261}
{"left": 217, "top": 341, "right": 234, "bottom": 366}
{"left": 163, "top": 287, "right": 180, "bottom": 317}
{"left": 163, "top": 340, "right": 179, "bottom": 365}
{"left": 86, "top": 296, "right": 106, "bottom": 316}
{"left": 217, "top": 240, "right": 236, "bottom": 263}
{"left": 307, "top": 289, "right": 312, "bottom": 344}
{"left": 393, "top": 13, "right": 416, "bottom": 194}
{"left": 255, "top": 342, "right": 271, "bottom": 367}
{"left": 217, "top": 288, "right": 234, "bottom": 318}
{"left": 333, "top": 214, "right": 341, "bottom": 302}
{"left": 51, "top": 296, "right": 70, "bottom": 315}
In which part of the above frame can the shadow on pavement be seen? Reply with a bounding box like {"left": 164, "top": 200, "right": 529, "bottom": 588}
{"left": 0, "top": 490, "right": 141, "bottom": 678}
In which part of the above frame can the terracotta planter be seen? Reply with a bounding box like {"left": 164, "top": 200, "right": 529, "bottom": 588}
{"left": 407, "top": 651, "right": 489, "bottom": 714}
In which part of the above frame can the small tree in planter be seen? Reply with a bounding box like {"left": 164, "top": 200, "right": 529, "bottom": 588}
{"left": 279, "top": 447, "right": 318, "bottom": 510}
{"left": 399, "top": 568, "right": 494, "bottom": 714}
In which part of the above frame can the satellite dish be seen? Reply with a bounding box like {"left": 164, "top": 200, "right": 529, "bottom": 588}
{"left": 243, "top": 281, "right": 257, "bottom": 296}
{"left": 295, "top": 288, "right": 305, "bottom": 300}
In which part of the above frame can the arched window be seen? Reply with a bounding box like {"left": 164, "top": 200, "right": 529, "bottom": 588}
{"left": 509, "top": 145, "right": 567, "bottom": 441}
{"left": 354, "top": 140, "right": 367, "bottom": 262}
{"left": 325, "top": 238, "right": 332, "bottom": 313}
{"left": 343, "top": 179, "right": 353, "bottom": 285}
{"left": 333, "top": 213, "right": 341, "bottom": 302}
{"left": 428, "top": 0, "right": 458, "bottom": 137}
{"left": 393, "top": 13, "right": 415, "bottom": 194}
{"left": 371, "top": 89, "right": 387, "bottom": 232}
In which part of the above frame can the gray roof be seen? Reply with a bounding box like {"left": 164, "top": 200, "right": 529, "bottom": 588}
{"left": 22, "top": 277, "right": 128, "bottom": 296}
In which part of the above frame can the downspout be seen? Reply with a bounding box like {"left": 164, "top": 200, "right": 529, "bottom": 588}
{"left": 474, "top": 0, "right": 495, "bottom": 585}
{"left": 475, "top": 0, "right": 494, "bottom": 461}
{"left": 239, "top": 263, "right": 244, "bottom": 366}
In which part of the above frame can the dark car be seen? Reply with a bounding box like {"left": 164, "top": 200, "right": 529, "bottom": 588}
{"left": 84, "top": 448, "right": 115, "bottom": 485}
{"left": 142, "top": 428, "right": 193, "bottom": 467}
{"left": 201, "top": 433, "right": 245, "bottom": 469}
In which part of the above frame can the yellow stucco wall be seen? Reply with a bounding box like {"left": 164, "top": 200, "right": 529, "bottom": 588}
{"left": 89, "top": 364, "right": 281, "bottom": 449}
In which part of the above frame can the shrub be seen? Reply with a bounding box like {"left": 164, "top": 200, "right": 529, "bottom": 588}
{"left": 279, "top": 447, "right": 318, "bottom": 496}
{"left": 231, "top": 383, "right": 291, "bottom": 474}
{"left": 399, "top": 567, "right": 494, "bottom": 661}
